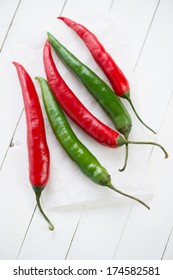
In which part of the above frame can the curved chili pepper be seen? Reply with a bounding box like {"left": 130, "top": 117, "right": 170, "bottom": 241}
{"left": 47, "top": 34, "right": 168, "bottom": 170}
{"left": 13, "top": 62, "right": 54, "bottom": 231}
{"left": 36, "top": 76, "right": 150, "bottom": 209}
{"left": 58, "top": 16, "right": 156, "bottom": 134}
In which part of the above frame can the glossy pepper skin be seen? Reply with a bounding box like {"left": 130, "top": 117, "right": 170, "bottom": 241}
{"left": 43, "top": 40, "right": 125, "bottom": 149}
{"left": 58, "top": 16, "right": 156, "bottom": 134}
{"left": 47, "top": 32, "right": 132, "bottom": 140}
{"left": 37, "top": 76, "right": 150, "bottom": 209}
{"left": 13, "top": 62, "right": 54, "bottom": 231}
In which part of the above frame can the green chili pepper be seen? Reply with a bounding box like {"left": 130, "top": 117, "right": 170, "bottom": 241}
{"left": 36, "top": 76, "right": 150, "bottom": 209}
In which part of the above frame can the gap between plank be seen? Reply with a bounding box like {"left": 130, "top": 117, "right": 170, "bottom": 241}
{"left": 161, "top": 224, "right": 173, "bottom": 259}
{"left": 65, "top": 205, "right": 86, "bottom": 260}
{"left": 148, "top": 89, "right": 173, "bottom": 161}
{"left": 0, "top": 108, "right": 24, "bottom": 172}
{"left": 0, "top": 0, "right": 22, "bottom": 52}
{"left": 59, "top": 0, "right": 68, "bottom": 16}
{"left": 108, "top": 0, "right": 115, "bottom": 12}
{"left": 16, "top": 205, "right": 37, "bottom": 259}
{"left": 133, "top": 0, "right": 161, "bottom": 71}
{"left": 113, "top": 203, "right": 133, "bottom": 258}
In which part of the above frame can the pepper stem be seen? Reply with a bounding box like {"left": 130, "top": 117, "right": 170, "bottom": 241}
{"left": 119, "top": 143, "right": 129, "bottom": 172}
{"left": 125, "top": 93, "right": 156, "bottom": 134}
{"left": 34, "top": 189, "right": 54, "bottom": 231}
{"left": 125, "top": 140, "right": 168, "bottom": 159}
{"left": 108, "top": 184, "right": 150, "bottom": 210}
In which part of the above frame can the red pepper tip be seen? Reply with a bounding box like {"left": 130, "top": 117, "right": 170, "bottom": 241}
{"left": 45, "top": 39, "right": 50, "bottom": 45}
{"left": 57, "top": 16, "right": 64, "bottom": 20}
{"left": 12, "top": 61, "right": 19, "bottom": 67}
{"left": 12, "top": 62, "right": 24, "bottom": 72}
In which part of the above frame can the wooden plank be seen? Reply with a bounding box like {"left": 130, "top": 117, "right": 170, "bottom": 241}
{"left": 132, "top": 0, "right": 173, "bottom": 130}
{"left": 149, "top": 92, "right": 173, "bottom": 260}
{"left": 18, "top": 206, "right": 84, "bottom": 260}
{"left": 114, "top": 91, "right": 173, "bottom": 259}
{"left": 110, "top": 0, "right": 160, "bottom": 66}
{"left": 0, "top": 114, "right": 35, "bottom": 259}
{"left": 112, "top": 0, "right": 173, "bottom": 259}
{"left": 66, "top": 202, "right": 132, "bottom": 259}
{"left": 160, "top": 138, "right": 173, "bottom": 260}
{"left": 0, "top": 0, "right": 66, "bottom": 259}
{"left": 0, "top": 0, "right": 20, "bottom": 50}
{"left": 113, "top": 169, "right": 173, "bottom": 260}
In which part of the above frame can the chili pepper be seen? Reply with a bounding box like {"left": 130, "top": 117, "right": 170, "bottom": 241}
{"left": 58, "top": 16, "right": 156, "bottom": 134}
{"left": 13, "top": 62, "right": 54, "bottom": 231}
{"left": 36, "top": 76, "right": 150, "bottom": 210}
{"left": 47, "top": 33, "right": 168, "bottom": 170}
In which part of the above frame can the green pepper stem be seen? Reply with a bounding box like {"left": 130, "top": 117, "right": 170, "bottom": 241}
{"left": 108, "top": 184, "right": 150, "bottom": 210}
{"left": 35, "top": 192, "right": 54, "bottom": 231}
{"left": 119, "top": 143, "right": 129, "bottom": 172}
{"left": 125, "top": 94, "right": 156, "bottom": 135}
{"left": 125, "top": 140, "right": 168, "bottom": 159}
{"left": 118, "top": 132, "right": 129, "bottom": 172}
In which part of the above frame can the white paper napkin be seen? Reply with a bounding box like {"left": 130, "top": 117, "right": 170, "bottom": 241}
{"left": 12, "top": 14, "right": 156, "bottom": 208}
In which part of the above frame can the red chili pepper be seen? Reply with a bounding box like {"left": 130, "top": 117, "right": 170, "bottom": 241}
{"left": 43, "top": 40, "right": 125, "bottom": 149}
{"left": 58, "top": 16, "right": 156, "bottom": 134}
{"left": 13, "top": 62, "right": 54, "bottom": 231}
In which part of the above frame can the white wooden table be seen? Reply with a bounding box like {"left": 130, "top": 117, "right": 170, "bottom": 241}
{"left": 0, "top": 0, "right": 173, "bottom": 260}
